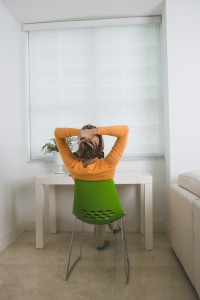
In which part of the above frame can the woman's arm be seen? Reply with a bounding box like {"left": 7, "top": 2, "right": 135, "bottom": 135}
{"left": 54, "top": 128, "right": 80, "bottom": 167}
{"left": 97, "top": 125, "right": 129, "bottom": 167}
{"left": 54, "top": 125, "right": 129, "bottom": 168}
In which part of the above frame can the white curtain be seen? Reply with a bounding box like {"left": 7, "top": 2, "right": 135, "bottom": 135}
{"left": 28, "top": 24, "right": 162, "bottom": 160}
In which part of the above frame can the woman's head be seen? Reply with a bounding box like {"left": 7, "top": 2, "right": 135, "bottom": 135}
{"left": 77, "top": 124, "right": 104, "bottom": 160}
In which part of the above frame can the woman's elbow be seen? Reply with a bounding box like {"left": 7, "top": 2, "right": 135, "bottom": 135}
{"left": 54, "top": 128, "right": 59, "bottom": 137}
{"left": 124, "top": 125, "right": 129, "bottom": 134}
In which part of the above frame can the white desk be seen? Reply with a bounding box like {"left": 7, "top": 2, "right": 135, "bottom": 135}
{"left": 35, "top": 172, "right": 153, "bottom": 250}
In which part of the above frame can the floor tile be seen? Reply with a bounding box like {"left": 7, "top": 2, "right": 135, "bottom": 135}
{"left": 0, "top": 264, "right": 46, "bottom": 300}
{"left": 30, "top": 264, "right": 115, "bottom": 300}
{"left": 115, "top": 265, "right": 199, "bottom": 300}
{"left": 0, "top": 232, "right": 199, "bottom": 300}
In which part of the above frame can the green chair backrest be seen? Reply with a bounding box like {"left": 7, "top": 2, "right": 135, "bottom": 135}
{"left": 73, "top": 179, "right": 126, "bottom": 225}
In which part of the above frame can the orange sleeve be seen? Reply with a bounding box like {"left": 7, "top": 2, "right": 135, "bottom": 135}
{"left": 97, "top": 125, "right": 129, "bottom": 167}
{"left": 54, "top": 128, "right": 79, "bottom": 168}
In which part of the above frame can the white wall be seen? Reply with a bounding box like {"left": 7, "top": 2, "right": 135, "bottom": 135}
{"left": 0, "top": 3, "right": 25, "bottom": 251}
{"left": 163, "top": 0, "right": 200, "bottom": 233}
{"left": 165, "top": 0, "right": 200, "bottom": 182}
{"left": 0, "top": 0, "right": 169, "bottom": 253}
{"left": 160, "top": 1, "right": 171, "bottom": 236}
{"left": 2, "top": 0, "right": 200, "bottom": 249}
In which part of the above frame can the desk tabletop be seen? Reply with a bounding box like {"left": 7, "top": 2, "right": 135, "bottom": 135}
{"left": 35, "top": 171, "right": 152, "bottom": 185}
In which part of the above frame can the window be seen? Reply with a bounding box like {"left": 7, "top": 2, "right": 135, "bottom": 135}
{"left": 28, "top": 20, "right": 162, "bottom": 160}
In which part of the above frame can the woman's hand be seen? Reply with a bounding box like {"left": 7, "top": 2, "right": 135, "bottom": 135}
{"left": 78, "top": 128, "right": 98, "bottom": 148}
{"left": 85, "top": 136, "right": 99, "bottom": 149}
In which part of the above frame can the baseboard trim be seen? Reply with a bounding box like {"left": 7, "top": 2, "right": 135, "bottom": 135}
{"left": 0, "top": 221, "right": 25, "bottom": 253}
{"left": 0, "top": 220, "right": 168, "bottom": 253}
{"left": 25, "top": 220, "right": 166, "bottom": 233}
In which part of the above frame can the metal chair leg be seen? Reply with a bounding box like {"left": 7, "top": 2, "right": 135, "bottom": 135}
{"left": 65, "top": 218, "right": 84, "bottom": 280}
{"left": 120, "top": 218, "right": 130, "bottom": 284}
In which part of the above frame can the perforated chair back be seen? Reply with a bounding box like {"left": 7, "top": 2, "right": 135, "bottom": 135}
{"left": 73, "top": 179, "right": 126, "bottom": 225}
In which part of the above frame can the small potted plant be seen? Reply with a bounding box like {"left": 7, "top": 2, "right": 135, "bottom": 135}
{"left": 42, "top": 137, "right": 75, "bottom": 174}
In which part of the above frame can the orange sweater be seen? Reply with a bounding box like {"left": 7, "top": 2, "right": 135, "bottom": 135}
{"left": 54, "top": 125, "right": 129, "bottom": 181}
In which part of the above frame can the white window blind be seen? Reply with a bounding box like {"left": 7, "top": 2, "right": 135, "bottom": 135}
{"left": 28, "top": 23, "right": 163, "bottom": 160}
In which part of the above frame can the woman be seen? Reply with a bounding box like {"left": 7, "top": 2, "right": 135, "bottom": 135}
{"left": 54, "top": 124, "right": 129, "bottom": 250}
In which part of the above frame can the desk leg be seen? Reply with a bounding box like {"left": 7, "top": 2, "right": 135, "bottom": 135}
{"left": 140, "top": 184, "right": 145, "bottom": 234}
{"left": 144, "top": 183, "right": 153, "bottom": 250}
{"left": 35, "top": 184, "right": 45, "bottom": 249}
{"left": 49, "top": 185, "right": 57, "bottom": 233}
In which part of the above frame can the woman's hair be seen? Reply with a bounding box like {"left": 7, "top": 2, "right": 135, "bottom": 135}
{"left": 76, "top": 124, "right": 104, "bottom": 160}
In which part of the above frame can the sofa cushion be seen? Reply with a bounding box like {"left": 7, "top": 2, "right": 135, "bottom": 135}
{"left": 193, "top": 200, "right": 200, "bottom": 296}
{"left": 178, "top": 171, "right": 200, "bottom": 197}
{"left": 170, "top": 183, "right": 196, "bottom": 284}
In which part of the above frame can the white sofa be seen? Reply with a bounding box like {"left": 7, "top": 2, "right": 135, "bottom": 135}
{"left": 170, "top": 171, "right": 200, "bottom": 298}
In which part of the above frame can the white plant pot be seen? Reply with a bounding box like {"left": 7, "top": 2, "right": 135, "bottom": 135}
{"left": 53, "top": 152, "right": 66, "bottom": 174}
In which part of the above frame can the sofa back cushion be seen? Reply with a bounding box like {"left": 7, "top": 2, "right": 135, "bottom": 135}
{"left": 178, "top": 171, "right": 200, "bottom": 197}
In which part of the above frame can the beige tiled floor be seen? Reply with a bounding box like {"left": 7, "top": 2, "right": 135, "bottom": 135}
{"left": 0, "top": 232, "right": 199, "bottom": 300}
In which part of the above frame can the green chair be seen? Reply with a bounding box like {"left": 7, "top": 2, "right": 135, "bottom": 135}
{"left": 65, "top": 179, "right": 130, "bottom": 284}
